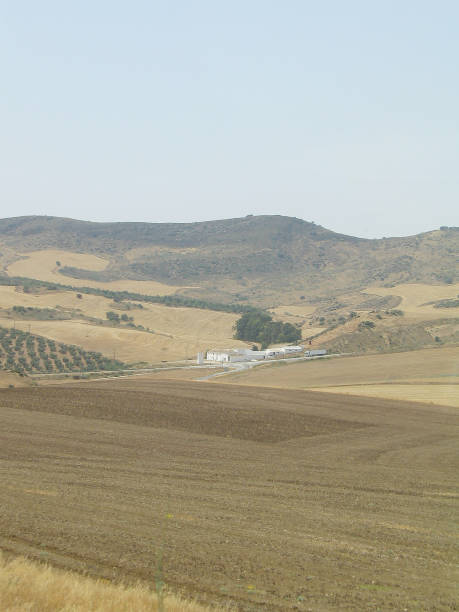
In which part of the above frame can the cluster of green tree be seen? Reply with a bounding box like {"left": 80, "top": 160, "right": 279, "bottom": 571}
{"left": 358, "top": 320, "right": 376, "bottom": 330}
{"left": 0, "top": 327, "right": 126, "bottom": 375}
{"left": 434, "top": 298, "right": 459, "bottom": 309}
{"left": 10, "top": 305, "right": 68, "bottom": 320}
{"left": 111, "top": 298, "right": 144, "bottom": 309}
{"left": 233, "top": 312, "right": 301, "bottom": 349}
{"left": 0, "top": 275, "right": 256, "bottom": 314}
{"left": 106, "top": 311, "right": 134, "bottom": 324}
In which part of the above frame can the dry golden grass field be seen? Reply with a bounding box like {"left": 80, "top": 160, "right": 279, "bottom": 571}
{"left": 310, "top": 383, "right": 459, "bottom": 407}
{"left": 0, "top": 379, "right": 457, "bottom": 610}
{"left": 0, "top": 371, "right": 29, "bottom": 388}
{"left": 223, "top": 346, "right": 459, "bottom": 408}
{"left": 265, "top": 283, "right": 459, "bottom": 346}
{"left": 364, "top": 283, "right": 459, "bottom": 320}
{"left": 0, "top": 286, "right": 247, "bottom": 363}
{"left": 6, "top": 249, "right": 184, "bottom": 295}
{"left": 0, "top": 552, "right": 217, "bottom": 612}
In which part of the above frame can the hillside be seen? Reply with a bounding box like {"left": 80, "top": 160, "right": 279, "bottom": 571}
{"left": 0, "top": 215, "right": 457, "bottom": 365}
{"left": 0, "top": 285, "right": 249, "bottom": 363}
{"left": 0, "top": 215, "right": 457, "bottom": 306}
{"left": 0, "top": 326, "right": 126, "bottom": 375}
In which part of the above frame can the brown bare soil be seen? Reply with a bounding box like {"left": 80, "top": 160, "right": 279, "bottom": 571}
{"left": 0, "top": 380, "right": 457, "bottom": 610}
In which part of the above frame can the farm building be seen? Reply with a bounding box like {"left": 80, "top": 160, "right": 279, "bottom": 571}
{"left": 279, "top": 345, "right": 304, "bottom": 355}
{"left": 206, "top": 349, "right": 266, "bottom": 363}
{"left": 206, "top": 345, "right": 305, "bottom": 363}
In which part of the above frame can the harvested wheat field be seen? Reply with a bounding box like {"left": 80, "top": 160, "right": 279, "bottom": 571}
{"left": 308, "top": 383, "right": 459, "bottom": 407}
{"left": 0, "top": 307, "right": 245, "bottom": 366}
{"left": 0, "top": 285, "right": 246, "bottom": 363}
{"left": 364, "top": 283, "right": 459, "bottom": 320}
{"left": 224, "top": 346, "right": 459, "bottom": 406}
{"left": 7, "top": 249, "right": 184, "bottom": 295}
{"left": 0, "top": 371, "right": 30, "bottom": 389}
{"left": 0, "top": 379, "right": 457, "bottom": 610}
{"left": 0, "top": 317, "right": 242, "bottom": 364}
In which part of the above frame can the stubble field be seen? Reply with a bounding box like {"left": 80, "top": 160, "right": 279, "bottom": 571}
{"left": 0, "top": 285, "right": 246, "bottom": 363}
{"left": 6, "top": 250, "right": 183, "bottom": 296}
{"left": 224, "top": 346, "right": 459, "bottom": 408}
{"left": 0, "top": 379, "right": 458, "bottom": 610}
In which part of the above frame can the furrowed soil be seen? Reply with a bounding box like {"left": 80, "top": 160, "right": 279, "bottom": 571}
{"left": 0, "top": 380, "right": 458, "bottom": 610}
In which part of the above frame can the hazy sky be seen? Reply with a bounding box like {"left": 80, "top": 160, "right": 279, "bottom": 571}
{"left": 1, "top": 1, "right": 458, "bottom": 238}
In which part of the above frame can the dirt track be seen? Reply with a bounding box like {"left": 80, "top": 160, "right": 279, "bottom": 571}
{"left": 0, "top": 380, "right": 458, "bottom": 610}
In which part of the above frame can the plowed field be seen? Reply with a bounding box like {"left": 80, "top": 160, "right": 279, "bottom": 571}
{"left": 0, "top": 380, "right": 457, "bottom": 610}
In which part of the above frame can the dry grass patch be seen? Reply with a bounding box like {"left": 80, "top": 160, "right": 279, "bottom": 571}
{"left": 309, "top": 383, "right": 459, "bottom": 408}
{"left": 0, "top": 314, "right": 245, "bottom": 364}
{"left": 364, "top": 283, "right": 459, "bottom": 320}
{"left": 0, "top": 285, "right": 247, "bottom": 363}
{"left": 0, "top": 371, "right": 30, "bottom": 388}
{"left": 7, "top": 250, "right": 182, "bottom": 296}
{"left": 0, "top": 553, "right": 217, "bottom": 612}
{"left": 223, "top": 346, "right": 459, "bottom": 396}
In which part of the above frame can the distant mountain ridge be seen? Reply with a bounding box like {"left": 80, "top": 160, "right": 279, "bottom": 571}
{"left": 0, "top": 215, "right": 457, "bottom": 305}
{"left": 0, "top": 214, "right": 356, "bottom": 249}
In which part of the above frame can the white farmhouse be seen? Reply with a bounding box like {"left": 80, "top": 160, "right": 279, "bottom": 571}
{"left": 279, "top": 345, "right": 304, "bottom": 355}
{"left": 205, "top": 345, "right": 304, "bottom": 363}
{"left": 206, "top": 348, "right": 266, "bottom": 363}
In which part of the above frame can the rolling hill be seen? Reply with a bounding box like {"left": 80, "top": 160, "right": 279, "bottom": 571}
{"left": 0, "top": 215, "right": 457, "bottom": 306}
{"left": 0, "top": 215, "right": 457, "bottom": 365}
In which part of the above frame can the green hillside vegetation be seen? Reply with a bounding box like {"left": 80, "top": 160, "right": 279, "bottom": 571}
{"left": 0, "top": 327, "right": 126, "bottom": 375}
{"left": 234, "top": 311, "right": 301, "bottom": 348}
{"left": 433, "top": 298, "right": 459, "bottom": 308}
{"left": 8, "top": 305, "right": 70, "bottom": 320}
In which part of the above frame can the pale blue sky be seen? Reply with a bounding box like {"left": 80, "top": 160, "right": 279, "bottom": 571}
{"left": 1, "top": 1, "right": 458, "bottom": 237}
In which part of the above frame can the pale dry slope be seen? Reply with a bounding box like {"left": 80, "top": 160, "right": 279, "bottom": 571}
{"left": 364, "top": 283, "right": 459, "bottom": 320}
{"left": 309, "top": 383, "right": 459, "bottom": 407}
{"left": 223, "top": 346, "right": 459, "bottom": 407}
{"left": 0, "top": 317, "right": 246, "bottom": 363}
{"left": 0, "top": 285, "right": 112, "bottom": 317}
{"left": 0, "top": 552, "right": 218, "bottom": 612}
{"left": 270, "top": 304, "right": 326, "bottom": 337}
{"left": 7, "top": 250, "right": 184, "bottom": 295}
{"left": 0, "top": 371, "right": 30, "bottom": 388}
{"left": 0, "top": 286, "right": 247, "bottom": 362}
